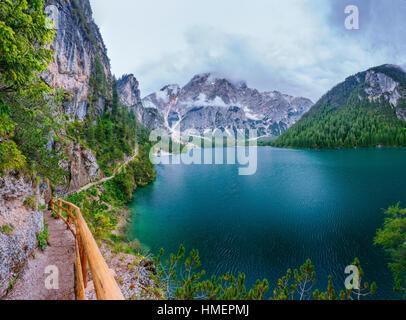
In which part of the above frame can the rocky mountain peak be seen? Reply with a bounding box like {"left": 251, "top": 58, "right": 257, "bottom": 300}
{"left": 134, "top": 73, "right": 314, "bottom": 136}
{"left": 117, "top": 74, "right": 142, "bottom": 108}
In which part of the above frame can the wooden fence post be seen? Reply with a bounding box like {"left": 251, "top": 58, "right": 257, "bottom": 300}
{"left": 67, "top": 205, "right": 72, "bottom": 228}
{"left": 75, "top": 240, "right": 86, "bottom": 300}
{"left": 58, "top": 200, "right": 62, "bottom": 218}
{"left": 77, "top": 231, "right": 88, "bottom": 288}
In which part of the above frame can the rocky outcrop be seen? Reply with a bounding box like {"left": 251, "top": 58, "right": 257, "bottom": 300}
{"left": 66, "top": 142, "right": 102, "bottom": 193}
{"left": 118, "top": 74, "right": 165, "bottom": 129}
{"left": 120, "top": 73, "right": 314, "bottom": 136}
{"left": 117, "top": 74, "right": 142, "bottom": 108}
{"left": 42, "top": 0, "right": 112, "bottom": 120}
{"left": 51, "top": 139, "right": 102, "bottom": 194}
{"left": 0, "top": 175, "right": 45, "bottom": 297}
{"left": 364, "top": 69, "right": 403, "bottom": 108}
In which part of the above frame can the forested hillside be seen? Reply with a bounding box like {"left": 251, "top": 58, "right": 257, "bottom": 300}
{"left": 273, "top": 65, "right": 406, "bottom": 149}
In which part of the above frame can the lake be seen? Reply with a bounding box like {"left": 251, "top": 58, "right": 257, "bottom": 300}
{"left": 128, "top": 147, "right": 406, "bottom": 299}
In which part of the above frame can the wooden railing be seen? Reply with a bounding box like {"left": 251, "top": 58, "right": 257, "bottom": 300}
{"left": 50, "top": 198, "right": 124, "bottom": 300}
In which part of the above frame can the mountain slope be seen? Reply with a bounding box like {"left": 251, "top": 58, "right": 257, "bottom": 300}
{"left": 273, "top": 65, "right": 406, "bottom": 148}
{"left": 118, "top": 74, "right": 313, "bottom": 136}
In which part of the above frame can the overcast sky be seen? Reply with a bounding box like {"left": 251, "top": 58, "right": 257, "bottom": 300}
{"left": 89, "top": 0, "right": 406, "bottom": 101}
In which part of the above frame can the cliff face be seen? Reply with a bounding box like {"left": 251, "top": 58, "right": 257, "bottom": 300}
{"left": 43, "top": 0, "right": 109, "bottom": 192}
{"left": 43, "top": 0, "right": 112, "bottom": 120}
{"left": 117, "top": 74, "right": 142, "bottom": 108}
{"left": 0, "top": 176, "right": 48, "bottom": 297}
{"left": 118, "top": 74, "right": 165, "bottom": 129}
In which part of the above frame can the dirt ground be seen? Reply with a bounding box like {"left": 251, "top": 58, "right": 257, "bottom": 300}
{"left": 5, "top": 211, "right": 75, "bottom": 300}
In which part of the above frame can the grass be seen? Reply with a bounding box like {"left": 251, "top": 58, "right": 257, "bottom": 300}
{"left": 23, "top": 195, "right": 37, "bottom": 210}
{"left": 7, "top": 276, "right": 19, "bottom": 294}
{"left": 1, "top": 224, "right": 14, "bottom": 236}
{"left": 37, "top": 220, "right": 50, "bottom": 251}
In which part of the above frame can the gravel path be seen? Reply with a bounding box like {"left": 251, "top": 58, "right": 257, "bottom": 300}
{"left": 5, "top": 211, "right": 75, "bottom": 300}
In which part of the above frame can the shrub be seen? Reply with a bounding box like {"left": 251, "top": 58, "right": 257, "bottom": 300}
{"left": 1, "top": 224, "right": 14, "bottom": 236}
{"left": 37, "top": 221, "right": 50, "bottom": 250}
{"left": 23, "top": 195, "right": 37, "bottom": 210}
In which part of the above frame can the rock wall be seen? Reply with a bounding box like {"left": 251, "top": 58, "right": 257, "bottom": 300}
{"left": 66, "top": 142, "right": 102, "bottom": 193}
{"left": 43, "top": 0, "right": 112, "bottom": 120}
{"left": 0, "top": 176, "right": 45, "bottom": 297}
{"left": 117, "top": 74, "right": 142, "bottom": 108}
{"left": 42, "top": 0, "right": 108, "bottom": 192}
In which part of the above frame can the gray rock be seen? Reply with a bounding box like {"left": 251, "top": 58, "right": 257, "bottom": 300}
{"left": 46, "top": 136, "right": 54, "bottom": 151}
{"left": 117, "top": 74, "right": 142, "bottom": 108}
{"left": 65, "top": 142, "right": 102, "bottom": 193}
{"left": 120, "top": 73, "right": 314, "bottom": 136}
{"left": 365, "top": 70, "right": 401, "bottom": 106}
{"left": 42, "top": 0, "right": 112, "bottom": 120}
{"left": 0, "top": 176, "right": 44, "bottom": 297}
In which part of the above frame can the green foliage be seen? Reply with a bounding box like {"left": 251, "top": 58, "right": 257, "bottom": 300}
{"left": 37, "top": 220, "right": 50, "bottom": 250}
{"left": 313, "top": 276, "right": 340, "bottom": 300}
{"left": 89, "top": 55, "right": 108, "bottom": 100}
{"left": 0, "top": 139, "right": 26, "bottom": 173}
{"left": 71, "top": 0, "right": 98, "bottom": 48}
{"left": 153, "top": 245, "right": 374, "bottom": 300}
{"left": 0, "top": 0, "right": 55, "bottom": 91}
{"left": 344, "top": 258, "right": 377, "bottom": 300}
{"left": 67, "top": 191, "right": 115, "bottom": 238}
{"left": 314, "top": 258, "right": 376, "bottom": 301}
{"left": 1, "top": 224, "right": 14, "bottom": 236}
{"left": 102, "top": 146, "right": 156, "bottom": 205}
{"left": 0, "top": 0, "right": 65, "bottom": 183}
{"left": 273, "top": 66, "right": 406, "bottom": 149}
{"left": 375, "top": 204, "right": 406, "bottom": 298}
{"left": 67, "top": 83, "right": 141, "bottom": 175}
{"left": 66, "top": 143, "right": 155, "bottom": 240}
{"left": 273, "top": 98, "right": 406, "bottom": 149}
{"left": 7, "top": 276, "right": 19, "bottom": 294}
{"left": 11, "top": 94, "right": 66, "bottom": 183}
{"left": 273, "top": 259, "right": 316, "bottom": 300}
{"left": 23, "top": 195, "right": 37, "bottom": 210}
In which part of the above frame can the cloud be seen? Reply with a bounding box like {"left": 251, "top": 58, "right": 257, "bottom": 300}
{"left": 90, "top": 0, "right": 406, "bottom": 101}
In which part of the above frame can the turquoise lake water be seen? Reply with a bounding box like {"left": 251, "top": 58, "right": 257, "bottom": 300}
{"left": 128, "top": 147, "right": 406, "bottom": 299}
